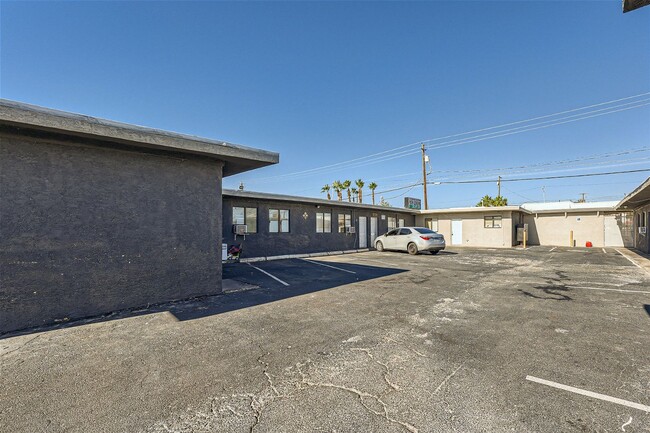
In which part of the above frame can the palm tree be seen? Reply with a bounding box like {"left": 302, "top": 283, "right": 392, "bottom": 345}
{"left": 355, "top": 179, "right": 364, "bottom": 204}
{"left": 342, "top": 180, "right": 352, "bottom": 202}
{"left": 332, "top": 180, "right": 343, "bottom": 201}
{"left": 368, "top": 182, "right": 378, "bottom": 205}
{"left": 321, "top": 184, "right": 331, "bottom": 200}
{"left": 351, "top": 187, "right": 358, "bottom": 203}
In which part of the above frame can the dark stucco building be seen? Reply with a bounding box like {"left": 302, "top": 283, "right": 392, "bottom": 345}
{"left": 618, "top": 177, "right": 650, "bottom": 254}
{"left": 0, "top": 100, "right": 278, "bottom": 334}
{"left": 222, "top": 189, "right": 416, "bottom": 260}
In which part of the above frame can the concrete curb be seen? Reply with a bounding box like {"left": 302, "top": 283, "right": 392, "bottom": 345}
{"left": 239, "top": 249, "right": 371, "bottom": 263}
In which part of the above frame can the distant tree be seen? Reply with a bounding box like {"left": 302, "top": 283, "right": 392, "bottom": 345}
{"left": 476, "top": 195, "right": 508, "bottom": 207}
{"left": 342, "top": 180, "right": 352, "bottom": 202}
{"left": 379, "top": 196, "right": 391, "bottom": 207}
{"left": 351, "top": 187, "right": 358, "bottom": 203}
{"left": 368, "top": 182, "right": 378, "bottom": 205}
{"left": 321, "top": 184, "right": 331, "bottom": 200}
{"left": 355, "top": 179, "right": 365, "bottom": 204}
{"left": 332, "top": 180, "right": 343, "bottom": 201}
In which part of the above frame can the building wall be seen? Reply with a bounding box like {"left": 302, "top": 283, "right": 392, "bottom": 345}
{"left": 0, "top": 133, "right": 224, "bottom": 334}
{"left": 603, "top": 212, "right": 634, "bottom": 247}
{"left": 523, "top": 212, "right": 607, "bottom": 247}
{"left": 415, "top": 211, "right": 515, "bottom": 248}
{"left": 222, "top": 197, "right": 415, "bottom": 258}
{"left": 632, "top": 203, "right": 650, "bottom": 253}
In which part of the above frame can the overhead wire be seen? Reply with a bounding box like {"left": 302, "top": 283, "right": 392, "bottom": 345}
{"left": 244, "top": 92, "right": 650, "bottom": 183}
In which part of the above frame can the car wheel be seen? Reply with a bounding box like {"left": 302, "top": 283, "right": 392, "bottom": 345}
{"left": 376, "top": 241, "right": 384, "bottom": 252}
{"left": 407, "top": 242, "right": 418, "bottom": 255}
{"left": 430, "top": 250, "right": 440, "bottom": 255}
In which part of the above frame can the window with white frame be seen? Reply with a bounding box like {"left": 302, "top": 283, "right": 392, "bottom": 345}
{"left": 232, "top": 207, "right": 257, "bottom": 233}
{"left": 387, "top": 216, "right": 397, "bottom": 230}
{"left": 425, "top": 217, "right": 439, "bottom": 232}
{"left": 269, "top": 209, "right": 289, "bottom": 233}
{"left": 338, "top": 214, "right": 351, "bottom": 233}
{"left": 398, "top": 218, "right": 405, "bottom": 228}
{"left": 484, "top": 216, "right": 502, "bottom": 228}
{"left": 316, "top": 212, "right": 332, "bottom": 233}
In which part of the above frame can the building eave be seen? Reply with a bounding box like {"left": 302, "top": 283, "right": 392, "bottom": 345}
{"left": 223, "top": 189, "right": 415, "bottom": 213}
{"left": 617, "top": 177, "right": 650, "bottom": 210}
{"left": 0, "top": 99, "right": 279, "bottom": 176}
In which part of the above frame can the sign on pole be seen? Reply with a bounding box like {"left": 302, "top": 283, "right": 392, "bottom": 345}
{"left": 404, "top": 197, "right": 422, "bottom": 210}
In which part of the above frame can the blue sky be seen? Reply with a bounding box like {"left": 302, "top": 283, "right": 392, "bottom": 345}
{"left": 2, "top": 1, "right": 649, "bottom": 207}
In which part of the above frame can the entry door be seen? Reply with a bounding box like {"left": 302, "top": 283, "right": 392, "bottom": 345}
{"left": 451, "top": 219, "right": 463, "bottom": 245}
{"left": 358, "top": 216, "right": 368, "bottom": 248}
{"left": 370, "top": 217, "right": 378, "bottom": 245}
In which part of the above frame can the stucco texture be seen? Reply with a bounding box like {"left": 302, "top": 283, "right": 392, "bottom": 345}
{"left": 0, "top": 133, "right": 223, "bottom": 333}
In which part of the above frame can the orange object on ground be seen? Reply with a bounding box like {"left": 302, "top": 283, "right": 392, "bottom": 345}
{"left": 586, "top": 241, "right": 593, "bottom": 248}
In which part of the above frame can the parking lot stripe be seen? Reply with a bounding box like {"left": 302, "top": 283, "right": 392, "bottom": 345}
{"left": 526, "top": 375, "right": 650, "bottom": 413}
{"left": 602, "top": 248, "right": 606, "bottom": 253}
{"left": 615, "top": 249, "right": 650, "bottom": 275}
{"left": 300, "top": 259, "right": 356, "bottom": 274}
{"left": 247, "top": 263, "right": 290, "bottom": 286}
{"left": 568, "top": 286, "right": 650, "bottom": 295}
{"left": 549, "top": 247, "right": 557, "bottom": 252}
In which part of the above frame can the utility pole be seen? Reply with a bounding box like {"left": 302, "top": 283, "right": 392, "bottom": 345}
{"left": 497, "top": 176, "right": 501, "bottom": 197}
{"left": 421, "top": 143, "right": 428, "bottom": 210}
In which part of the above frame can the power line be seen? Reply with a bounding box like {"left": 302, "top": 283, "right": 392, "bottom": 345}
{"left": 245, "top": 92, "right": 650, "bottom": 183}
{"left": 430, "top": 168, "right": 650, "bottom": 185}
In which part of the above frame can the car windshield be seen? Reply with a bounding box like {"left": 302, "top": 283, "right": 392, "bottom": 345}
{"left": 414, "top": 227, "right": 437, "bottom": 234}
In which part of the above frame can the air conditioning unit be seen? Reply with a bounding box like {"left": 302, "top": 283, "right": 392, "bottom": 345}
{"left": 233, "top": 224, "right": 248, "bottom": 235}
{"left": 347, "top": 226, "right": 356, "bottom": 234}
{"left": 640, "top": 227, "right": 647, "bottom": 235}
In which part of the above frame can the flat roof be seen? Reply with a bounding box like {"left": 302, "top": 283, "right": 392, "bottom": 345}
{"left": 0, "top": 99, "right": 279, "bottom": 176}
{"left": 617, "top": 177, "right": 650, "bottom": 210}
{"left": 223, "top": 189, "right": 415, "bottom": 213}
{"left": 521, "top": 200, "right": 619, "bottom": 214}
{"left": 419, "top": 206, "right": 523, "bottom": 215}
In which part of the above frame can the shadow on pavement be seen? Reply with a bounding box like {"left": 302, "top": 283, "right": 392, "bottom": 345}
{"left": 1, "top": 259, "right": 406, "bottom": 339}
{"left": 645, "top": 304, "right": 650, "bottom": 317}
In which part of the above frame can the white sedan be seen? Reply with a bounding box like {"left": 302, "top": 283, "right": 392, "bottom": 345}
{"left": 374, "top": 227, "right": 446, "bottom": 255}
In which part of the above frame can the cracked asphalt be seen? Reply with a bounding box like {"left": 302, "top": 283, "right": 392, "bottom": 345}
{"left": 1, "top": 247, "right": 649, "bottom": 432}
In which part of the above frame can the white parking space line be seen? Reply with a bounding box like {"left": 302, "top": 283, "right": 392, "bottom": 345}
{"left": 247, "top": 263, "right": 289, "bottom": 286}
{"left": 602, "top": 248, "right": 606, "bottom": 253}
{"left": 300, "top": 259, "right": 356, "bottom": 274}
{"left": 568, "top": 286, "right": 650, "bottom": 295}
{"left": 615, "top": 249, "right": 650, "bottom": 275}
{"left": 549, "top": 247, "right": 557, "bottom": 252}
{"left": 526, "top": 376, "right": 650, "bottom": 413}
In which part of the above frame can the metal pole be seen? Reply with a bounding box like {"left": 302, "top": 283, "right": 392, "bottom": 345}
{"left": 421, "top": 143, "right": 428, "bottom": 210}
{"left": 497, "top": 176, "right": 501, "bottom": 197}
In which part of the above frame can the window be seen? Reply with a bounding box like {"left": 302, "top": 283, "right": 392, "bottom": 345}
{"left": 316, "top": 212, "right": 332, "bottom": 233}
{"left": 484, "top": 216, "right": 502, "bottom": 228}
{"left": 387, "top": 216, "right": 397, "bottom": 230}
{"left": 424, "top": 218, "right": 439, "bottom": 232}
{"left": 398, "top": 218, "right": 405, "bottom": 228}
{"left": 398, "top": 228, "right": 412, "bottom": 235}
{"left": 269, "top": 209, "right": 289, "bottom": 233}
{"left": 232, "top": 207, "right": 257, "bottom": 233}
{"left": 386, "top": 229, "right": 399, "bottom": 236}
{"left": 338, "top": 214, "right": 351, "bottom": 233}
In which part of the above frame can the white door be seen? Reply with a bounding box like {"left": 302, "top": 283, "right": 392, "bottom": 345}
{"left": 358, "top": 216, "right": 367, "bottom": 248}
{"left": 370, "top": 217, "right": 378, "bottom": 245}
{"left": 451, "top": 219, "right": 463, "bottom": 245}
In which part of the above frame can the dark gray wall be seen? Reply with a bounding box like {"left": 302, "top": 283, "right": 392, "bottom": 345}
{"left": 633, "top": 204, "right": 650, "bottom": 253}
{"left": 222, "top": 197, "right": 415, "bottom": 258}
{"left": 0, "top": 131, "right": 223, "bottom": 333}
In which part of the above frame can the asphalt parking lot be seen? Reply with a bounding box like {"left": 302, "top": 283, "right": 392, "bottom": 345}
{"left": 1, "top": 247, "right": 649, "bottom": 432}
